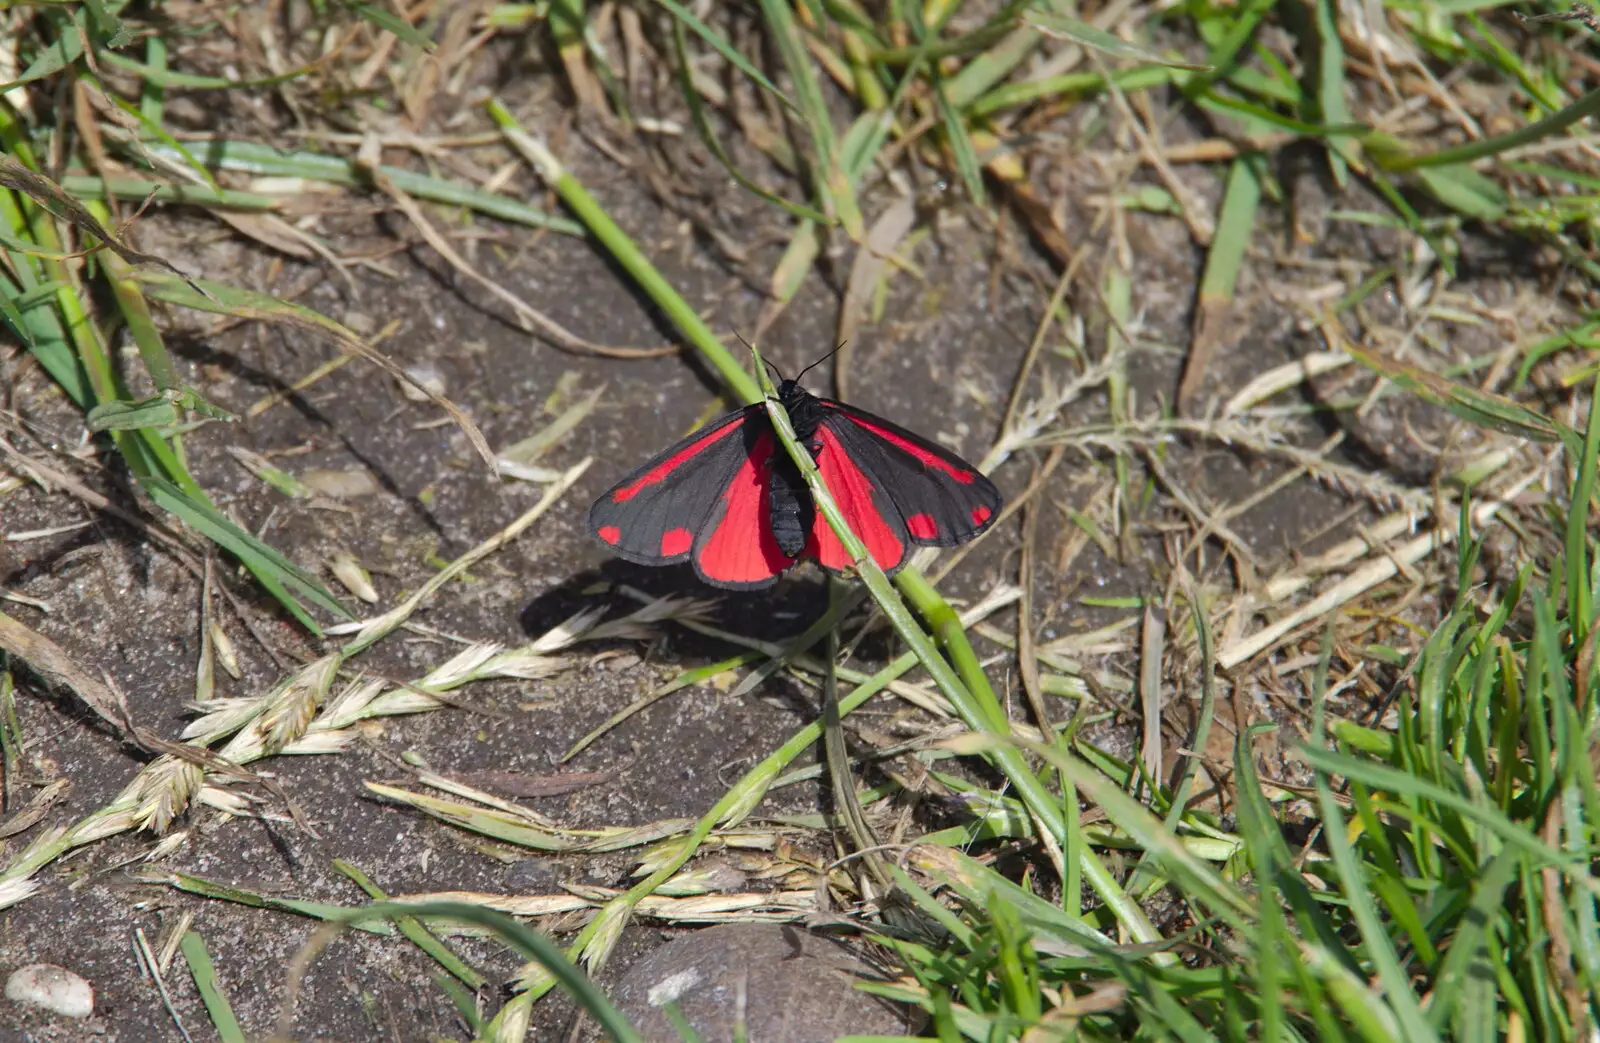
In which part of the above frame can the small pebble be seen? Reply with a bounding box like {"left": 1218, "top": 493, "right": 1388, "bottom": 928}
{"left": 604, "top": 653, "right": 642, "bottom": 673}
{"left": 506, "top": 859, "right": 563, "bottom": 892}
{"left": 5, "top": 963, "right": 93, "bottom": 1019}
{"left": 301, "top": 469, "right": 379, "bottom": 499}
{"left": 400, "top": 361, "right": 447, "bottom": 402}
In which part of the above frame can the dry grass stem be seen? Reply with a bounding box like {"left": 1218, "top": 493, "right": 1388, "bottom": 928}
{"left": 1218, "top": 469, "right": 1542, "bottom": 669}
{"left": 331, "top": 458, "right": 591, "bottom": 652}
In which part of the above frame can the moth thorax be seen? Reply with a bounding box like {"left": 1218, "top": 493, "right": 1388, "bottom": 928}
{"left": 778, "top": 384, "right": 825, "bottom": 441}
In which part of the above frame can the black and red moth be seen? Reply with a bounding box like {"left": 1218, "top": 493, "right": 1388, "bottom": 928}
{"left": 588, "top": 380, "right": 1003, "bottom": 589}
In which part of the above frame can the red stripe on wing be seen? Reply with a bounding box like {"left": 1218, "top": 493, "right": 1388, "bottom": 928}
{"left": 610, "top": 419, "right": 744, "bottom": 503}
{"left": 805, "top": 425, "right": 906, "bottom": 573}
{"left": 831, "top": 409, "right": 976, "bottom": 484}
{"left": 694, "top": 430, "right": 792, "bottom": 587}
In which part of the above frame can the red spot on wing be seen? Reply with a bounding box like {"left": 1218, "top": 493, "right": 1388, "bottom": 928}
{"left": 695, "top": 432, "right": 791, "bottom": 585}
{"left": 907, "top": 513, "right": 938, "bottom": 539}
{"left": 971, "top": 505, "right": 992, "bottom": 526}
{"left": 598, "top": 525, "right": 621, "bottom": 545}
{"left": 611, "top": 420, "right": 743, "bottom": 503}
{"left": 660, "top": 528, "right": 692, "bottom": 556}
{"left": 806, "top": 427, "right": 905, "bottom": 572}
{"left": 837, "top": 411, "right": 974, "bottom": 484}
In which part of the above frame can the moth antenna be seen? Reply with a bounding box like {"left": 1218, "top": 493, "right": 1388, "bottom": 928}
{"left": 733, "top": 330, "right": 788, "bottom": 386}
{"left": 793, "top": 341, "right": 846, "bottom": 386}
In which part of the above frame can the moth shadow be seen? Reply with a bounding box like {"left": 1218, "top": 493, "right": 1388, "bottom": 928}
{"left": 519, "top": 563, "right": 903, "bottom": 711}
{"left": 519, "top": 560, "right": 831, "bottom": 647}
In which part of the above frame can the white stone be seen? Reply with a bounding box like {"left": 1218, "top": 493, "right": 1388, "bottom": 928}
{"left": 646, "top": 968, "right": 702, "bottom": 1007}
{"left": 400, "top": 362, "right": 447, "bottom": 402}
{"left": 5, "top": 963, "right": 93, "bottom": 1018}
{"left": 301, "top": 468, "right": 379, "bottom": 498}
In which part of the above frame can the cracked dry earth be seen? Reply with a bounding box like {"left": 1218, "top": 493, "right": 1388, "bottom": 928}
{"left": 0, "top": 85, "right": 1561, "bottom": 1043}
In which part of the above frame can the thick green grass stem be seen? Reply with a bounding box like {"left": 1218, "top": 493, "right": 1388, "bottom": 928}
{"left": 756, "top": 0, "right": 862, "bottom": 237}
{"left": 894, "top": 568, "right": 1008, "bottom": 733}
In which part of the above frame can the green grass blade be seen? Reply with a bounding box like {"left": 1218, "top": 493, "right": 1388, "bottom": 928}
{"left": 933, "top": 74, "right": 985, "bottom": 205}
{"left": 914, "top": 846, "right": 1112, "bottom": 951}
{"left": 98, "top": 49, "right": 326, "bottom": 92}
{"left": 756, "top": 0, "right": 863, "bottom": 237}
{"left": 1565, "top": 382, "right": 1600, "bottom": 640}
{"left": 1312, "top": 776, "right": 1438, "bottom": 1042}
{"left": 880, "top": 864, "right": 980, "bottom": 950}
{"left": 332, "top": 860, "right": 486, "bottom": 989}
{"left": 170, "top": 873, "right": 393, "bottom": 934}
{"left": 943, "top": 23, "right": 1039, "bottom": 108}
{"left": 80, "top": 0, "right": 128, "bottom": 43}
{"left": 344, "top": 901, "right": 645, "bottom": 1040}
{"left": 90, "top": 200, "right": 179, "bottom": 390}
{"left": 994, "top": 733, "right": 1254, "bottom": 931}
{"left": 141, "top": 141, "right": 585, "bottom": 236}
{"left": 1298, "top": 744, "right": 1576, "bottom": 872}
{"left": 56, "top": 176, "right": 279, "bottom": 209}
{"left": 967, "top": 64, "right": 1171, "bottom": 117}
{"left": 86, "top": 396, "right": 180, "bottom": 432}
{"left": 94, "top": 83, "right": 224, "bottom": 192}
{"left": 1374, "top": 83, "right": 1600, "bottom": 173}
{"left": 1185, "top": 152, "right": 1262, "bottom": 406}
{"left": 140, "top": 475, "right": 350, "bottom": 632}
{"left": 363, "top": 783, "right": 574, "bottom": 851}
{"left": 653, "top": 0, "right": 793, "bottom": 105}
{"left": 138, "top": 32, "right": 165, "bottom": 125}
{"left": 431, "top": 971, "right": 482, "bottom": 1034}
{"left": 1023, "top": 7, "right": 1207, "bottom": 69}
{"left": 1342, "top": 341, "right": 1577, "bottom": 451}
{"left": 0, "top": 274, "right": 37, "bottom": 352}
{"left": 1414, "top": 163, "right": 1508, "bottom": 220}
{"left": 1305, "top": 0, "right": 1353, "bottom": 186}
{"left": 178, "top": 933, "right": 245, "bottom": 1043}
{"left": 489, "top": 102, "right": 761, "bottom": 403}
{"left": 1, "top": 16, "right": 85, "bottom": 90}
{"left": 1198, "top": 156, "right": 1261, "bottom": 310}
{"left": 340, "top": 0, "right": 436, "bottom": 49}
{"left": 670, "top": 19, "right": 829, "bottom": 222}
{"left": 1429, "top": 849, "right": 1519, "bottom": 1033}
